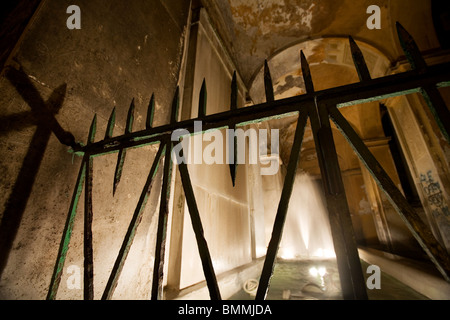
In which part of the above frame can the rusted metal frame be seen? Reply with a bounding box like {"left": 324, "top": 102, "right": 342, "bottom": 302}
{"left": 46, "top": 158, "right": 86, "bottom": 300}
{"left": 71, "top": 63, "right": 450, "bottom": 158}
{"left": 151, "top": 136, "right": 174, "bottom": 300}
{"left": 84, "top": 115, "right": 97, "bottom": 300}
{"left": 328, "top": 105, "right": 450, "bottom": 282}
{"left": 255, "top": 109, "right": 308, "bottom": 300}
{"left": 101, "top": 142, "right": 165, "bottom": 300}
{"left": 177, "top": 146, "right": 222, "bottom": 300}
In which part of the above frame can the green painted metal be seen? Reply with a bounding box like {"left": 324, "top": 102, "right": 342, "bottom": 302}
{"left": 70, "top": 63, "right": 450, "bottom": 158}
{"left": 46, "top": 160, "right": 86, "bottom": 300}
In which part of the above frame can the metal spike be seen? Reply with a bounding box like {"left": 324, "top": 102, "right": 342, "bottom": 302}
{"left": 105, "top": 108, "right": 116, "bottom": 140}
{"left": 112, "top": 100, "right": 135, "bottom": 195}
{"left": 264, "top": 60, "right": 275, "bottom": 103}
{"left": 178, "top": 149, "right": 222, "bottom": 300}
{"left": 170, "top": 86, "right": 180, "bottom": 124}
{"left": 230, "top": 71, "right": 238, "bottom": 111}
{"left": 300, "top": 51, "right": 315, "bottom": 93}
{"left": 396, "top": 22, "right": 427, "bottom": 72}
{"left": 256, "top": 109, "right": 309, "bottom": 300}
{"left": 198, "top": 79, "right": 207, "bottom": 118}
{"left": 125, "top": 99, "right": 135, "bottom": 134}
{"left": 146, "top": 94, "right": 155, "bottom": 129}
{"left": 349, "top": 36, "right": 371, "bottom": 82}
{"left": 87, "top": 114, "right": 97, "bottom": 144}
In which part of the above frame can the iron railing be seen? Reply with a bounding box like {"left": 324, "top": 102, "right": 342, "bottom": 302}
{"left": 47, "top": 22, "right": 450, "bottom": 300}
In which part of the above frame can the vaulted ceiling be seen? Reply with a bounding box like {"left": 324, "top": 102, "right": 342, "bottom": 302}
{"left": 202, "top": 0, "right": 440, "bottom": 87}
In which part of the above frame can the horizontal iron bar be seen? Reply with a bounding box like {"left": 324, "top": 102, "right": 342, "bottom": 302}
{"left": 72, "top": 63, "right": 450, "bottom": 157}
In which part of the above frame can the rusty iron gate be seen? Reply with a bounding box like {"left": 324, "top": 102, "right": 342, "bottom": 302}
{"left": 46, "top": 22, "right": 450, "bottom": 300}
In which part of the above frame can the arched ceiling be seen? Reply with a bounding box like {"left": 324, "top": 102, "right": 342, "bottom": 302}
{"left": 202, "top": 0, "right": 440, "bottom": 87}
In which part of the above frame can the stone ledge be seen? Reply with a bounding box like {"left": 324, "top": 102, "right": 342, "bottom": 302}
{"left": 358, "top": 247, "right": 450, "bottom": 300}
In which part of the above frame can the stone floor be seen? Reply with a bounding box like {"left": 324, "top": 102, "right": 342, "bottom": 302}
{"left": 229, "top": 259, "right": 428, "bottom": 300}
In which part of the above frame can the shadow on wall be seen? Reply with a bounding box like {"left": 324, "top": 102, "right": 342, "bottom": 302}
{"left": 0, "top": 66, "right": 76, "bottom": 279}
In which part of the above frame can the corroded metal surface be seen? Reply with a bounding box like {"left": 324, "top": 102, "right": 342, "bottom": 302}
{"left": 50, "top": 24, "right": 450, "bottom": 300}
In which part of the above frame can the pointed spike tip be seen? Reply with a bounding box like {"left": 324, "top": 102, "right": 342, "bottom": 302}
{"left": 146, "top": 94, "right": 155, "bottom": 129}
{"left": 198, "top": 79, "right": 207, "bottom": 118}
{"left": 263, "top": 60, "right": 274, "bottom": 103}
{"left": 395, "top": 21, "right": 427, "bottom": 71}
{"left": 105, "top": 107, "right": 116, "bottom": 139}
{"left": 171, "top": 86, "right": 180, "bottom": 124}
{"left": 348, "top": 36, "right": 371, "bottom": 81}
{"left": 87, "top": 114, "right": 97, "bottom": 144}
{"left": 229, "top": 163, "right": 237, "bottom": 187}
{"left": 125, "top": 99, "right": 135, "bottom": 134}
{"left": 300, "top": 50, "right": 314, "bottom": 93}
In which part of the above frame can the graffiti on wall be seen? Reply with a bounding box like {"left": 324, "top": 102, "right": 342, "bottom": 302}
{"left": 419, "top": 170, "right": 450, "bottom": 246}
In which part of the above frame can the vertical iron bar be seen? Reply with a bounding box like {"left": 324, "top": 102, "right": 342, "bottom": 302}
{"left": 84, "top": 115, "right": 97, "bottom": 300}
{"left": 102, "top": 143, "right": 165, "bottom": 300}
{"left": 301, "top": 50, "right": 367, "bottom": 299}
{"left": 312, "top": 102, "right": 368, "bottom": 300}
{"left": 151, "top": 138, "right": 173, "bottom": 300}
{"left": 255, "top": 109, "right": 308, "bottom": 300}
{"left": 47, "top": 159, "right": 86, "bottom": 300}
{"left": 178, "top": 148, "right": 222, "bottom": 300}
{"left": 329, "top": 105, "right": 450, "bottom": 281}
